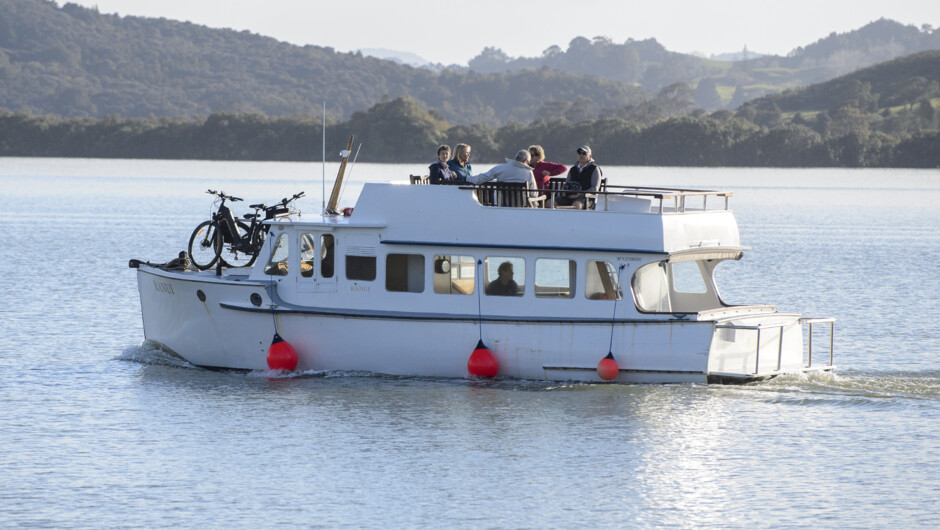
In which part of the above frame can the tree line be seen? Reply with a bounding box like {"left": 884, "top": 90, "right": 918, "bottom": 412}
{"left": 2, "top": 96, "right": 936, "bottom": 167}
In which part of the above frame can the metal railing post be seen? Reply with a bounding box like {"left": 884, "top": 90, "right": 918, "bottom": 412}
{"left": 807, "top": 321, "right": 813, "bottom": 367}
{"left": 755, "top": 327, "right": 761, "bottom": 375}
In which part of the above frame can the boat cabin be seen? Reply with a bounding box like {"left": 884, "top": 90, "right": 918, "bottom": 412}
{"left": 238, "top": 182, "right": 743, "bottom": 321}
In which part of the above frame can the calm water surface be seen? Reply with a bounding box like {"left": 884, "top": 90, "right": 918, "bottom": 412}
{"left": 1, "top": 158, "right": 938, "bottom": 528}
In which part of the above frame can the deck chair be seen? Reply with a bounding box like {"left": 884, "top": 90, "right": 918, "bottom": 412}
{"left": 474, "top": 182, "right": 545, "bottom": 208}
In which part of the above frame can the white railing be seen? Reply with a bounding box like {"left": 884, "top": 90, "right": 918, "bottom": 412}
{"left": 605, "top": 186, "right": 733, "bottom": 213}
{"left": 715, "top": 317, "right": 835, "bottom": 375}
{"left": 801, "top": 317, "right": 836, "bottom": 368}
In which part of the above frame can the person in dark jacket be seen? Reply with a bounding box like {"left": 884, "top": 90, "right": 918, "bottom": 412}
{"left": 429, "top": 144, "right": 455, "bottom": 184}
{"left": 447, "top": 143, "right": 473, "bottom": 182}
{"left": 485, "top": 261, "right": 520, "bottom": 296}
{"left": 558, "top": 145, "right": 601, "bottom": 209}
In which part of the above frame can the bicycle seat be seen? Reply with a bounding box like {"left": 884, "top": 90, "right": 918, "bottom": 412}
{"left": 243, "top": 213, "right": 259, "bottom": 220}
{"left": 249, "top": 203, "right": 266, "bottom": 210}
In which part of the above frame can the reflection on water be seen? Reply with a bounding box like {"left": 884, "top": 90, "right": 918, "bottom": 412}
{"left": 1, "top": 158, "right": 938, "bottom": 527}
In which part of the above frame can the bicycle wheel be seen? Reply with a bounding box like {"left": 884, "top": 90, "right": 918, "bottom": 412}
{"left": 188, "top": 220, "right": 221, "bottom": 270}
{"left": 220, "top": 221, "right": 258, "bottom": 268}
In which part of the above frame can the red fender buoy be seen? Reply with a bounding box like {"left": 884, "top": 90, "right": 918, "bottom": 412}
{"left": 267, "top": 332, "right": 298, "bottom": 371}
{"left": 468, "top": 340, "right": 498, "bottom": 378}
{"left": 597, "top": 352, "right": 619, "bottom": 381}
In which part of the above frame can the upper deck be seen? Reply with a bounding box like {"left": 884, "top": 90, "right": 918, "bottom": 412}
{"left": 296, "top": 182, "right": 742, "bottom": 256}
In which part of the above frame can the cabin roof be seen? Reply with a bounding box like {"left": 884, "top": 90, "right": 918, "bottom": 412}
{"left": 282, "top": 183, "right": 741, "bottom": 254}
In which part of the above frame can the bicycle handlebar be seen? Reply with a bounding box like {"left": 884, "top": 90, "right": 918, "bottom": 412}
{"left": 206, "top": 189, "right": 243, "bottom": 202}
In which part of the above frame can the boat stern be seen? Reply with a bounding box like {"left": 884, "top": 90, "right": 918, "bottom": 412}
{"left": 701, "top": 307, "right": 835, "bottom": 382}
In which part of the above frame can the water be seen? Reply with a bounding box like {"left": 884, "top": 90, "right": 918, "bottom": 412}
{"left": 1, "top": 158, "right": 938, "bottom": 528}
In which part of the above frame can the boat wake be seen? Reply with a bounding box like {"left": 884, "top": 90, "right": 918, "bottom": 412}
{"left": 113, "top": 343, "right": 939, "bottom": 401}
{"left": 741, "top": 369, "right": 940, "bottom": 402}
{"left": 116, "top": 340, "right": 197, "bottom": 369}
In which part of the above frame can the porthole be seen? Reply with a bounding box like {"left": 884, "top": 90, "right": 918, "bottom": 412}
{"left": 196, "top": 290, "right": 206, "bottom": 302}
{"left": 250, "top": 293, "right": 263, "bottom": 307}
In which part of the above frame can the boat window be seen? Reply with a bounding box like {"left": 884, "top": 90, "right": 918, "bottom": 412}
{"left": 264, "top": 233, "right": 290, "bottom": 276}
{"left": 346, "top": 256, "right": 376, "bottom": 281}
{"left": 300, "top": 233, "right": 316, "bottom": 278}
{"left": 433, "top": 255, "right": 475, "bottom": 295}
{"left": 321, "top": 234, "right": 335, "bottom": 278}
{"left": 535, "top": 258, "right": 575, "bottom": 298}
{"left": 633, "top": 262, "right": 670, "bottom": 312}
{"left": 485, "top": 256, "right": 525, "bottom": 296}
{"left": 670, "top": 261, "right": 707, "bottom": 293}
{"left": 585, "top": 260, "right": 622, "bottom": 300}
{"left": 386, "top": 254, "right": 425, "bottom": 293}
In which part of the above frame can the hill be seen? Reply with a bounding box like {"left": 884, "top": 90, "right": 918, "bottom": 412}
{"left": 468, "top": 19, "right": 940, "bottom": 109}
{"left": 0, "top": 0, "right": 647, "bottom": 124}
{"left": 740, "top": 51, "right": 940, "bottom": 113}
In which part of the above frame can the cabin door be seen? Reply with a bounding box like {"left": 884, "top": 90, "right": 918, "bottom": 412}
{"left": 297, "top": 232, "right": 337, "bottom": 294}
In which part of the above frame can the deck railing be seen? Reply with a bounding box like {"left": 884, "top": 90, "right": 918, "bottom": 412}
{"left": 412, "top": 176, "right": 734, "bottom": 213}
{"left": 604, "top": 185, "right": 733, "bottom": 213}
{"left": 715, "top": 317, "right": 835, "bottom": 375}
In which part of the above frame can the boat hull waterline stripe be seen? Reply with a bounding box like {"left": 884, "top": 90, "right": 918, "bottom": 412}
{"left": 219, "top": 301, "right": 700, "bottom": 324}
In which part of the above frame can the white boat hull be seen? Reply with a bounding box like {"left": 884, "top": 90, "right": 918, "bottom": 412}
{"left": 137, "top": 266, "right": 824, "bottom": 384}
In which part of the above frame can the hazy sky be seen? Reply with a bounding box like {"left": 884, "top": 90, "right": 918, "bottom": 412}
{"left": 69, "top": 0, "right": 938, "bottom": 64}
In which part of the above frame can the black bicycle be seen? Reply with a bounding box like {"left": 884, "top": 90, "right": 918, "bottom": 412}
{"left": 187, "top": 190, "right": 304, "bottom": 270}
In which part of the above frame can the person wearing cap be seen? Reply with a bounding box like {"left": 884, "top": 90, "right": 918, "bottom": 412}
{"left": 558, "top": 145, "right": 601, "bottom": 209}
{"left": 467, "top": 149, "right": 538, "bottom": 191}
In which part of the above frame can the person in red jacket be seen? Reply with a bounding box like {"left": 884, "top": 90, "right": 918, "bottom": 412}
{"left": 527, "top": 145, "right": 568, "bottom": 190}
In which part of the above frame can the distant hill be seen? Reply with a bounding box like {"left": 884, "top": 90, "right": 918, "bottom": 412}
{"left": 0, "top": 0, "right": 937, "bottom": 125}
{"left": 468, "top": 19, "right": 940, "bottom": 109}
{"left": 741, "top": 51, "right": 940, "bottom": 114}
{"left": 358, "top": 49, "right": 430, "bottom": 67}
{"left": 0, "top": 0, "right": 647, "bottom": 124}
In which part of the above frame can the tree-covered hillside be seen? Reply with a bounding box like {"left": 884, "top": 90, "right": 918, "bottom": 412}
{"left": 469, "top": 19, "right": 940, "bottom": 109}
{"left": 4, "top": 51, "right": 938, "bottom": 168}
{"left": 0, "top": 0, "right": 647, "bottom": 124}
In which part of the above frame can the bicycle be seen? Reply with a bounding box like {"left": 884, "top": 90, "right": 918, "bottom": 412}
{"left": 187, "top": 190, "right": 304, "bottom": 270}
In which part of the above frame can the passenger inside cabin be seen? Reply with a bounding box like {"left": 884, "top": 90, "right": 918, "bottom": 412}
{"left": 429, "top": 144, "right": 455, "bottom": 184}
{"left": 486, "top": 261, "right": 520, "bottom": 296}
{"left": 447, "top": 143, "right": 473, "bottom": 182}
{"left": 557, "top": 145, "right": 602, "bottom": 209}
{"left": 528, "top": 145, "right": 567, "bottom": 191}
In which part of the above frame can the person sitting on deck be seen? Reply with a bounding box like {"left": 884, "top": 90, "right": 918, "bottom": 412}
{"left": 467, "top": 150, "right": 538, "bottom": 195}
{"left": 486, "top": 261, "right": 520, "bottom": 296}
{"left": 528, "top": 145, "right": 568, "bottom": 191}
{"left": 556, "top": 145, "right": 601, "bottom": 209}
{"left": 428, "top": 144, "right": 455, "bottom": 184}
{"left": 447, "top": 143, "right": 473, "bottom": 182}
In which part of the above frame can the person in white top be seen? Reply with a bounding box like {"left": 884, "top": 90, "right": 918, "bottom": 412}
{"left": 467, "top": 149, "right": 538, "bottom": 192}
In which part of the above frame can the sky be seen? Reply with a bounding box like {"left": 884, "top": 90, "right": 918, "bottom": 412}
{"left": 69, "top": 0, "right": 939, "bottom": 65}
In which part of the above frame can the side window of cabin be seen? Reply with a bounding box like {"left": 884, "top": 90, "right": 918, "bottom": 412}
{"left": 386, "top": 254, "right": 425, "bottom": 293}
{"left": 433, "top": 255, "right": 475, "bottom": 295}
{"left": 346, "top": 235, "right": 376, "bottom": 281}
{"left": 585, "top": 260, "right": 622, "bottom": 300}
{"left": 346, "top": 256, "right": 376, "bottom": 281}
{"left": 321, "top": 234, "right": 335, "bottom": 278}
{"left": 670, "top": 261, "right": 707, "bottom": 293}
{"left": 264, "top": 233, "right": 290, "bottom": 276}
{"left": 633, "top": 262, "right": 670, "bottom": 312}
{"left": 300, "top": 233, "right": 316, "bottom": 278}
{"left": 535, "top": 258, "right": 575, "bottom": 298}
{"left": 484, "top": 256, "right": 525, "bottom": 297}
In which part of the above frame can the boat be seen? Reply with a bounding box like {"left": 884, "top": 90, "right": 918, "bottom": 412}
{"left": 130, "top": 162, "right": 835, "bottom": 384}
